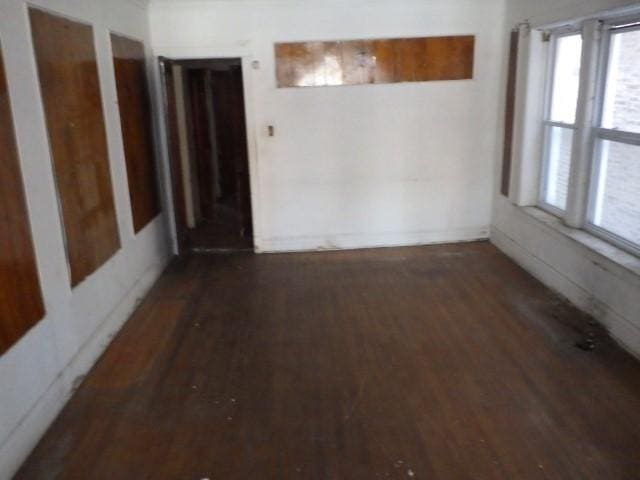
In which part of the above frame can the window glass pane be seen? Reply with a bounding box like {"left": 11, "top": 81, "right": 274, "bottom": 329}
{"left": 602, "top": 28, "right": 640, "bottom": 133}
{"left": 549, "top": 34, "right": 583, "bottom": 124}
{"left": 542, "top": 126, "right": 573, "bottom": 210}
{"left": 590, "top": 140, "right": 640, "bottom": 246}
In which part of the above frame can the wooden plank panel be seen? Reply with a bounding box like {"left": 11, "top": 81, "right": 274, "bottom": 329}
{"left": 322, "top": 41, "right": 344, "bottom": 86}
{"left": 275, "top": 43, "right": 293, "bottom": 87}
{"left": 30, "top": 8, "right": 120, "bottom": 286}
{"left": 394, "top": 38, "right": 419, "bottom": 82}
{"left": 309, "top": 42, "right": 329, "bottom": 87}
{"left": 341, "top": 40, "right": 375, "bottom": 86}
{"left": 111, "top": 34, "right": 161, "bottom": 233}
{"left": 340, "top": 40, "right": 360, "bottom": 85}
{"left": 422, "top": 36, "right": 475, "bottom": 81}
{"left": 275, "top": 35, "right": 474, "bottom": 88}
{"left": 0, "top": 45, "right": 45, "bottom": 354}
{"left": 372, "top": 39, "right": 396, "bottom": 84}
{"left": 289, "top": 42, "right": 320, "bottom": 87}
{"left": 414, "top": 37, "right": 433, "bottom": 82}
{"left": 501, "top": 30, "right": 519, "bottom": 197}
{"left": 276, "top": 42, "right": 328, "bottom": 87}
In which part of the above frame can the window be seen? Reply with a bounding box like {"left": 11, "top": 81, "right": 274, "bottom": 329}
{"left": 537, "top": 16, "right": 640, "bottom": 256}
{"left": 588, "top": 24, "right": 640, "bottom": 251}
{"left": 540, "top": 32, "right": 583, "bottom": 212}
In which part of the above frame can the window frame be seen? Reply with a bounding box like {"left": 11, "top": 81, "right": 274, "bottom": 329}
{"left": 538, "top": 28, "right": 582, "bottom": 216}
{"left": 585, "top": 19, "right": 640, "bottom": 257}
{"left": 535, "top": 15, "right": 640, "bottom": 258}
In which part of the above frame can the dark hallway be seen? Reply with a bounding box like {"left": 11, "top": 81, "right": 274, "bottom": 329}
{"left": 165, "top": 58, "right": 253, "bottom": 253}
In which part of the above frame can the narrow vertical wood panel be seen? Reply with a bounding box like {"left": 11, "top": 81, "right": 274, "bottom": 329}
{"left": 275, "top": 35, "right": 475, "bottom": 88}
{"left": 111, "top": 34, "right": 161, "bottom": 233}
{"left": 0, "top": 46, "right": 45, "bottom": 354}
{"left": 30, "top": 9, "right": 120, "bottom": 286}
{"left": 289, "top": 42, "right": 319, "bottom": 87}
{"left": 309, "top": 42, "right": 328, "bottom": 87}
{"left": 323, "top": 41, "right": 344, "bottom": 86}
{"left": 394, "top": 38, "right": 419, "bottom": 82}
{"left": 341, "top": 40, "right": 376, "bottom": 85}
{"left": 414, "top": 38, "right": 431, "bottom": 82}
{"left": 275, "top": 43, "right": 293, "bottom": 87}
{"left": 340, "top": 40, "right": 360, "bottom": 85}
{"left": 501, "top": 30, "right": 519, "bottom": 197}
{"left": 456, "top": 36, "right": 476, "bottom": 79}
{"left": 372, "top": 39, "right": 396, "bottom": 84}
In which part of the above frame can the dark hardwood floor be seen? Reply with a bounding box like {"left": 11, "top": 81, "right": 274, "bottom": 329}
{"left": 15, "top": 242, "right": 640, "bottom": 479}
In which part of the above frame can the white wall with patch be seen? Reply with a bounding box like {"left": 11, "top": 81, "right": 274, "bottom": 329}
{"left": 0, "top": 0, "right": 171, "bottom": 477}
{"left": 149, "top": 0, "right": 506, "bottom": 252}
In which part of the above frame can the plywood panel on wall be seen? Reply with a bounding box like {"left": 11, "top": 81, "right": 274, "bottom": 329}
{"left": 275, "top": 36, "right": 475, "bottom": 88}
{"left": 0, "top": 46, "right": 45, "bottom": 354}
{"left": 30, "top": 8, "right": 120, "bottom": 287}
{"left": 111, "top": 34, "right": 161, "bottom": 233}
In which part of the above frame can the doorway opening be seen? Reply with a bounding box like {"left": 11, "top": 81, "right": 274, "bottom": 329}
{"left": 160, "top": 57, "right": 254, "bottom": 253}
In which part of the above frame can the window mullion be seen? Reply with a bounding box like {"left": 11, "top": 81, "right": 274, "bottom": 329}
{"left": 595, "top": 128, "right": 640, "bottom": 145}
{"left": 543, "top": 120, "right": 578, "bottom": 129}
{"left": 564, "top": 19, "right": 602, "bottom": 228}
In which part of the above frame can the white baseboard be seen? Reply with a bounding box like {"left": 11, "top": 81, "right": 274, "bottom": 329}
{"left": 491, "top": 226, "right": 640, "bottom": 360}
{"left": 256, "top": 227, "right": 490, "bottom": 253}
{"left": 0, "top": 258, "right": 170, "bottom": 480}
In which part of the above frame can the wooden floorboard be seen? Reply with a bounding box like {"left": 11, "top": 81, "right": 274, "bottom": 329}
{"left": 15, "top": 242, "right": 640, "bottom": 479}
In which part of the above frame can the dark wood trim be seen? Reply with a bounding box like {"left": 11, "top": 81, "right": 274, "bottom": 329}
{"left": 275, "top": 35, "right": 475, "bottom": 88}
{"left": 501, "top": 29, "right": 519, "bottom": 198}
{"left": 159, "top": 57, "right": 189, "bottom": 254}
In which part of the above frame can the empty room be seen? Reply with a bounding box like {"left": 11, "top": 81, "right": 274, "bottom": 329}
{"left": 1, "top": 0, "right": 640, "bottom": 478}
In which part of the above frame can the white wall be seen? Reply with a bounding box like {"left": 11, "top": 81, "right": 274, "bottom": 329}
{"left": 492, "top": 0, "right": 640, "bottom": 358}
{"left": 504, "top": 0, "right": 640, "bottom": 28}
{"left": 149, "top": 0, "right": 506, "bottom": 252}
{"left": 0, "top": 0, "right": 171, "bottom": 477}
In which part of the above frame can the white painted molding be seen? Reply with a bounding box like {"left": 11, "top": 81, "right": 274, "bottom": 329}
{"left": 491, "top": 225, "right": 640, "bottom": 359}
{"left": 258, "top": 227, "right": 490, "bottom": 253}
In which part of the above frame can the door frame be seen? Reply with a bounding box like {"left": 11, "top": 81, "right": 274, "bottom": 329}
{"left": 153, "top": 46, "right": 262, "bottom": 254}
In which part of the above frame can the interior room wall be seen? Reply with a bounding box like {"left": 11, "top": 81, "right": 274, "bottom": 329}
{"left": 149, "top": 0, "right": 506, "bottom": 252}
{"left": 492, "top": 0, "right": 640, "bottom": 358}
{"left": 0, "top": 0, "right": 170, "bottom": 477}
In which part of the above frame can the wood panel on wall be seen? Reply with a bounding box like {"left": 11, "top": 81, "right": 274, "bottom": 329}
{"left": 30, "top": 8, "right": 120, "bottom": 287}
{"left": 0, "top": 46, "right": 45, "bottom": 354}
{"left": 275, "top": 35, "right": 475, "bottom": 88}
{"left": 501, "top": 29, "right": 519, "bottom": 197}
{"left": 111, "top": 34, "right": 161, "bottom": 233}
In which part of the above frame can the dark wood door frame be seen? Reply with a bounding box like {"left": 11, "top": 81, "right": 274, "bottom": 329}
{"left": 159, "top": 56, "right": 255, "bottom": 255}
{"left": 159, "top": 57, "right": 189, "bottom": 254}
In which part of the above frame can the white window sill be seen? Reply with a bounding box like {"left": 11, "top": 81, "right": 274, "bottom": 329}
{"left": 520, "top": 206, "right": 640, "bottom": 279}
